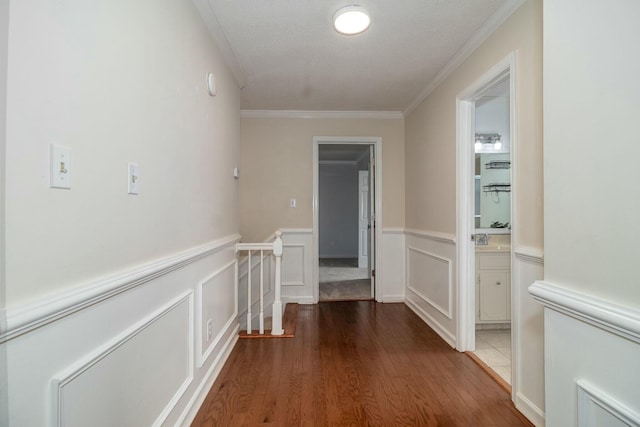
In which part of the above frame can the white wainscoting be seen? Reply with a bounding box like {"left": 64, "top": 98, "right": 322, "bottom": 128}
{"left": 279, "top": 229, "right": 315, "bottom": 305}
{"left": 2, "top": 234, "right": 241, "bottom": 427}
{"left": 512, "top": 247, "right": 545, "bottom": 427}
{"left": 197, "top": 260, "right": 238, "bottom": 368}
{"left": 404, "top": 229, "right": 457, "bottom": 348}
{"left": 530, "top": 281, "right": 640, "bottom": 427}
{"left": 380, "top": 229, "right": 405, "bottom": 302}
{"left": 277, "top": 228, "right": 406, "bottom": 304}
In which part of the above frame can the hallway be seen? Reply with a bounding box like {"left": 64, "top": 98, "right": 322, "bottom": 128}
{"left": 192, "top": 302, "right": 532, "bottom": 426}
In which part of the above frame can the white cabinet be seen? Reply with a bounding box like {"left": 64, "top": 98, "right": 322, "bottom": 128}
{"left": 476, "top": 252, "right": 510, "bottom": 323}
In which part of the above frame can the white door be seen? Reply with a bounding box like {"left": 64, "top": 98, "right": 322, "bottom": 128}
{"left": 358, "top": 170, "right": 369, "bottom": 268}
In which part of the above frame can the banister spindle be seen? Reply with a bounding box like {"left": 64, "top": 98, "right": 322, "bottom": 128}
{"left": 259, "top": 249, "right": 264, "bottom": 335}
{"left": 247, "top": 251, "right": 252, "bottom": 335}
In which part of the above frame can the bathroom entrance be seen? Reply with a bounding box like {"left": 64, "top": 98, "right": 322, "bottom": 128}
{"left": 456, "top": 54, "right": 516, "bottom": 395}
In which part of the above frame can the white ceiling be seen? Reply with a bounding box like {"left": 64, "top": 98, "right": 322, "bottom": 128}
{"left": 194, "top": 0, "right": 523, "bottom": 113}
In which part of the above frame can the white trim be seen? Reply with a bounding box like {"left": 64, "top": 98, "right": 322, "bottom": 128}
{"left": 403, "top": 0, "right": 526, "bottom": 115}
{"left": 381, "top": 296, "right": 405, "bottom": 303}
{"left": 190, "top": 0, "right": 247, "bottom": 88}
{"left": 313, "top": 136, "right": 383, "bottom": 304}
{"left": 176, "top": 326, "right": 239, "bottom": 427}
{"left": 196, "top": 260, "right": 238, "bottom": 368}
{"left": 280, "top": 228, "right": 312, "bottom": 235}
{"left": 515, "top": 392, "right": 546, "bottom": 427}
{"left": 529, "top": 281, "right": 640, "bottom": 344}
{"left": 240, "top": 110, "right": 403, "bottom": 120}
{"left": 514, "top": 246, "right": 544, "bottom": 264}
{"left": 455, "top": 52, "right": 516, "bottom": 353}
{"left": 2, "top": 233, "right": 241, "bottom": 344}
{"left": 382, "top": 228, "right": 405, "bottom": 235}
{"left": 577, "top": 380, "right": 640, "bottom": 427}
{"left": 405, "top": 298, "right": 456, "bottom": 348}
{"left": 282, "top": 296, "right": 315, "bottom": 305}
{"left": 406, "top": 246, "right": 453, "bottom": 319}
{"left": 51, "top": 291, "right": 194, "bottom": 427}
{"left": 404, "top": 228, "right": 456, "bottom": 244}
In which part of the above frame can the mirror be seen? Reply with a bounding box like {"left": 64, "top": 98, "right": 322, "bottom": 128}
{"left": 474, "top": 79, "right": 511, "bottom": 233}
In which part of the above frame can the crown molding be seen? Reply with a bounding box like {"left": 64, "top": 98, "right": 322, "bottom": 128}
{"left": 191, "top": 0, "right": 247, "bottom": 88}
{"left": 240, "top": 110, "right": 404, "bottom": 120}
{"left": 403, "top": 0, "right": 526, "bottom": 116}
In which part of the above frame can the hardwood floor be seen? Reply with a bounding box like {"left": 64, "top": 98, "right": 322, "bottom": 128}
{"left": 192, "top": 301, "right": 532, "bottom": 426}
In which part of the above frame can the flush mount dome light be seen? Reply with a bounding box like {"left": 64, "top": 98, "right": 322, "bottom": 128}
{"left": 333, "top": 6, "right": 370, "bottom": 35}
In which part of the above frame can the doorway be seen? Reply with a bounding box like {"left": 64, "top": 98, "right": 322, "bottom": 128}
{"left": 312, "top": 137, "right": 382, "bottom": 303}
{"left": 456, "top": 53, "right": 516, "bottom": 394}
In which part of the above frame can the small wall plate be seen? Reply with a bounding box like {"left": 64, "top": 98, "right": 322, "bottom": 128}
{"left": 207, "top": 72, "right": 216, "bottom": 96}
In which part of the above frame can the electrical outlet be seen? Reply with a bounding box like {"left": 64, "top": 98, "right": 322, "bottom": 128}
{"left": 206, "top": 319, "right": 213, "bottom": 340}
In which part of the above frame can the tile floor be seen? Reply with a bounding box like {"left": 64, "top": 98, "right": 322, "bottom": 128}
{"left": 474, "top": 329, "right": 512, "bottom": 384}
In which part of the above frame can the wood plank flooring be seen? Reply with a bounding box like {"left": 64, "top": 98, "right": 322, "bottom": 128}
{"left": 192, "top": 301, "right": 533, "bottom": 426}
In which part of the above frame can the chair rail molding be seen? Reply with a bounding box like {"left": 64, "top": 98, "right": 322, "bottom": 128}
{"left": 2, "top": 233, "right": 241, "bottom": 344}
{"left": 529, "top": 280, "right": 640, "bottom": 344}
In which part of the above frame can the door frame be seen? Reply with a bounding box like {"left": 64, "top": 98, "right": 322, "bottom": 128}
{"left": 456, "top": 52, "right": 517, "bottom": 398}
{"left": 312, "top": 136, "right": 383, "bottom": 303}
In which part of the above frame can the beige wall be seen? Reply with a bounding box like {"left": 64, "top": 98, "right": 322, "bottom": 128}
{"left": 3, "top": 0, "right": 241, "bottom": 307}
{"left": 239, "top": 116, "right": 405, "bottom": 241}
{"left": 405, "top": 0, "right": 543, "bottom": 250}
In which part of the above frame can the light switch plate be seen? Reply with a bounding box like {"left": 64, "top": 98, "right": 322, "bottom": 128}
{"left": 50, "top": 144, "right": 71, "bottom": 189}
{"left": 128, "top": 162, "right": 139, "bottom": 195}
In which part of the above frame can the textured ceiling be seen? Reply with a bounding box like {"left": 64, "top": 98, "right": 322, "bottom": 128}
{"left": 196, "top": 0, "right": 519, "bottom": 112}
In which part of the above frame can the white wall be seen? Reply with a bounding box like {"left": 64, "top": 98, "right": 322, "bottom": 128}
{"left": 4, "top": 0, "right": 240, "bottom": 307}
{"left": 537, "top": 0, "right": 640, "bottom": 424}
{"left": 0, "top": 1, "right": 9, "bottom": 423}
{"left": 319, "top": 162, "right": 359, "bottom": 258}
{"left": 1, "top": 0, "right": 242, "bottom": 425}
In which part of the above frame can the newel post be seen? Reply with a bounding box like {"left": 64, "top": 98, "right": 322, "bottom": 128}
{"left": 271, "top": 230, "right": 284, "bottom": 335}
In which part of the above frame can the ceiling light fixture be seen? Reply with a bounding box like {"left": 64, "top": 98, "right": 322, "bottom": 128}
{"left": 333, "top": 6, "right": 370, "bottom": 35}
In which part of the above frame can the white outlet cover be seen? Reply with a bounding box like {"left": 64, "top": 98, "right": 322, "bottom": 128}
{"left": 50, "top": 144, "right": 71, "bottom": 189}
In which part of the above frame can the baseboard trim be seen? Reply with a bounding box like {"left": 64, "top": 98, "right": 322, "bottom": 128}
{"left": 515, "top": 392, "right": 546, "bottom": 427}
{"left": 282, "top": 296, "right": 315, "bottom": 305}
{"left": 405, "top": 298, "right": 456, "bottom": 348}
{"left": 2, "top": 233, "right": 241, "bottom": 344}
{"left": 529, "top": 280, "right": 640, "bottom": 344}
{"left": 177, "top": 326, "right": 239, "bottom": 426}
{"left": 381, "top": 296, "right": 405, "bottom": 303}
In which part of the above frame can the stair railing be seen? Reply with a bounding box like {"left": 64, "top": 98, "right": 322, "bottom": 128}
{"left": 236, "top": 230, "right": 283, "bottom": 335}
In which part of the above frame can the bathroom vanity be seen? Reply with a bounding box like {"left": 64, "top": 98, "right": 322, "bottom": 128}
{"left": 475, "top": 237, "right": 511, "bottom": 323}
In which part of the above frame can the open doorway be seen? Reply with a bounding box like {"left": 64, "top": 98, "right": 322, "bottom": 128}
{"left": 318, "top": 144, "right": 373, "bottom": 301}
{"left": 456, "top": 54, "right": 516, "bottom": 394}
{"left": 471, "top": 77, "right": 513, "bottom": 385}
{"left": 312, "top": 137, "right": 381, "bottom": 303}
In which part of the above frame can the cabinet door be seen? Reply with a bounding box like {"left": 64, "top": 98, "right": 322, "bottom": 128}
{"left": 478, "top": 270, "right": 510, "bottom": 321}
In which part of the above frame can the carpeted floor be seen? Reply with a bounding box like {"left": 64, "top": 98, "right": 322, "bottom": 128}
{"left": 318, "top": 258, "right": 372, "bottom": 301}
{"left": 319, "top": 279, "right": 372, "bottom": 301}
